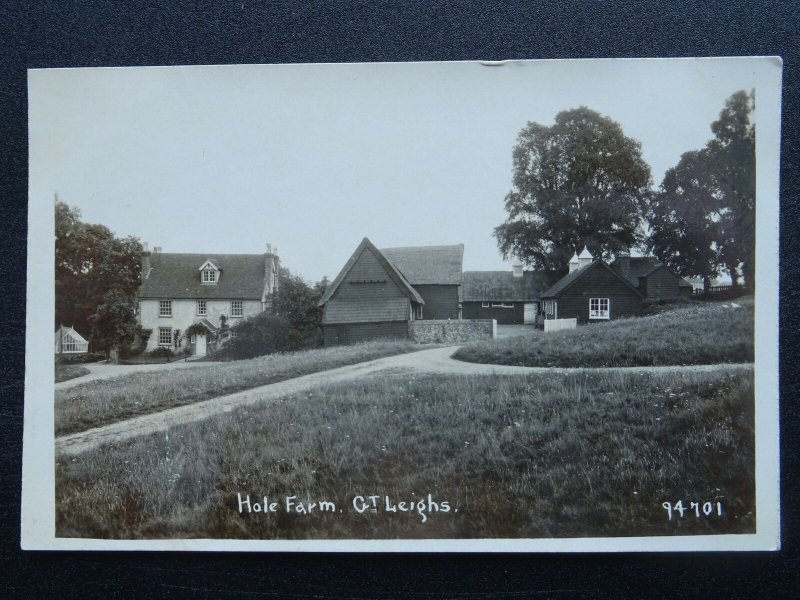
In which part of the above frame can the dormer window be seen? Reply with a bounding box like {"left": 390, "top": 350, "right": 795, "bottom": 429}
{"left": 198, "top": 260, "right": 220, "bottom": 284}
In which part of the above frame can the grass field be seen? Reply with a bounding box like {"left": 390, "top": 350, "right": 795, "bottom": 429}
{"left": 454, "top": 299, "right": 754, "bottom": 368}
{"left": 55, "top": 364, "right": 90, "bottom": 383}
{"left": 56, "top": 368, "right": 755, "bottom": 540}
{"left": 55, "top": 340, "right": 423, "bottom": 436}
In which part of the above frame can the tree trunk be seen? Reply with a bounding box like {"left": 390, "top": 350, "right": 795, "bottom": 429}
{"left": 108, "top": 347, "right": 120, "bottom": 364}
{"left": 703, "top": 275, "right": 711, "bottom": 293}
{"left": 729, "top": 264, "right": 739, "bottom": 288}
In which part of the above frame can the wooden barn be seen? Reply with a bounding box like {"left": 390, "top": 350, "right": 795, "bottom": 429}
{"left": 318, "top": 238, "right": 463, "bottom": 345}
{"left": 541, "top": 248, "right": 643, "bottom": 324}
{"left": 461, "top": 262, "right": 555, "bottom": 325}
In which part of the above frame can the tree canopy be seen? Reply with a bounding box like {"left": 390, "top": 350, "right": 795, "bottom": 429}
{"left": 647, "top": 90, "right": 755, "bottom": 289}
{"left": 55, "top": 199, "right": 142, "bottom": 355}
{"left": 494, "top": 107, "right": 652, "bottom": 273}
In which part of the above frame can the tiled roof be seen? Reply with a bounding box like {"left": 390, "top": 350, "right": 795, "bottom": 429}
{"left": 380, "top": 244, "right": 464, "bottom": 285}
{"left": 461, "top": 271, "right": 556, "bottom": 302}
{"left": 610, "top": 257, "right": 693, "bottom": 287}
{"left": 139, "top": 253, "right": 267, "bottom": 300}
{"left": 542, "top": 260, "right": 642, "bottom": 298}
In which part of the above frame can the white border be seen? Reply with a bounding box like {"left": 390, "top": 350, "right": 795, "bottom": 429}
{"left": 21, "top": 57, "right": 782, "bottom": 551}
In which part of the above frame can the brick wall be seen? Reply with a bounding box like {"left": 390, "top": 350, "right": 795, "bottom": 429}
{"left": 409, "top": 319, "right": 495, "bottom": 344}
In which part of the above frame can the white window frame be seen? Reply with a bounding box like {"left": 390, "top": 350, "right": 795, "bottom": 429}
{"left": 481, "top": 302, "right": 490, "bottom": 308}
{"left": 415, "top": 304, "right": 423, "bottom": 319}
{"left": 202, "top": 269, "right": 218, "bottom": 284}
{"left": 589, "top": 297, "right": 610, "bottom": 320}
{"left": 491, "top": 302, "right": 514, "bottom": 308}
{"left": 197, "top": 300, "right": 207, "bottom": 316}
{"left": 159, "top": 299, "right": 172, "bottom": 317}
{"left": 158, "top": 327, "right": 172, "bottom": 346}
{"left": 231, "top": 300, "right": 244, "bottom": 317}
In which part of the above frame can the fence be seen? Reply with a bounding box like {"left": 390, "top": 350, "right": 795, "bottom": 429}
{"left": 543, "top": 318, "right": 577, "bottom": 333}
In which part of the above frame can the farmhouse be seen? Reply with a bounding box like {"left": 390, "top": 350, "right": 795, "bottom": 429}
{"left": 461, "top": 262, "right": 555, "bottom": 325}
{"left": 318, "top": 238, "right": 463, "bottom": 345}
{"left": 137, "top": 244, "right": 280, "bottom": 356}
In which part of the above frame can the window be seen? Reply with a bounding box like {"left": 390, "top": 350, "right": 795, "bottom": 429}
{"left": 158, "top": 327, "right": 172, "bottom": 346}
{"left": 231, "top": 300, "right": 243, "bottom": 317}
{"left": 544, "top": 300, "right": 557, "bottom": 318}
{"left": 414, "top": 304, "right": 423, "bottom": 319}
{"left": 491, "top": 302, "right": 514, "bottom": 308}
{"left": 202, "top": 269, "right": 217, "bottom": 283}
{"left": 589, "top": 298, "right": 610, "bottom": 320}
{"left": 481, "top": 302, "right": 490, "bottom": 308}
{"left": 159, "top": 300, "right": 172, "bottom": 317}
{"left": 197, "top": 300, "right": 207, "bottom": 316}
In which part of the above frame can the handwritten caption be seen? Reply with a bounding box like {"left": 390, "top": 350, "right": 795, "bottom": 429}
{"left": 237, "top": 493, "right": 455, "bottom": 523}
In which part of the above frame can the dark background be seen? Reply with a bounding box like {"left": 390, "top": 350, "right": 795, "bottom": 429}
{"left": 1, "top": 1, "right": 798, "bottom": 598}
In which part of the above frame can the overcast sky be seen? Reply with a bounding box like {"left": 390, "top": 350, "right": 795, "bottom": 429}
{"left": 30, "top": 59, "right": 763, "bottom": 282}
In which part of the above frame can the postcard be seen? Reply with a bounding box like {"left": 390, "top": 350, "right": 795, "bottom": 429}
{"left": 23, "top": 57, "right": 782, "bottom": 551}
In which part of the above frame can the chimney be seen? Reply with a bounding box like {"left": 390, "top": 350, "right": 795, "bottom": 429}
{"left": 141, "top": 243, "right": 151, "bottom": 280}
{"left": 578, "top": 246, "right": 593, "bottom": 270}
{"left": 568, "top": 251, "right": 580, "bottom": 273}
{"left": 265, "top": 242, "right": 280, "bottom": 295}
{"left": 618, "top": 251, "right": 631, "bottom": 279}
{"left": 512, "top": 259, "right": 523, "bottom": 278}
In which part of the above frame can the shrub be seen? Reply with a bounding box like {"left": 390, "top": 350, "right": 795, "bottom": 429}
{"left": 148, "top": 347, "right": 175, "bottom": 359}
{"left": 218, "top": 312, "right": 291, "bottom": 360}
{"left": 56, "top": 352, "right": 106, "bottom": 365}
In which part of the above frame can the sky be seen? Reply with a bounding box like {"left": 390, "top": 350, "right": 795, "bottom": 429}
{"left": 29, "top": 59, "right": 766, "bottom": 283}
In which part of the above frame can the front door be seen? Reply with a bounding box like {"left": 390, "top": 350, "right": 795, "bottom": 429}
{"left": 195, "top": 333, "right": 207, "bottom": 357}
{"left": 524, "top": 302, "right": 538, "bottom": 324}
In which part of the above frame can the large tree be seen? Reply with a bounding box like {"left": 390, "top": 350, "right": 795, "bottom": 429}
{"left": 55, "top": 199, "right": 142, "bottom": 357}
{"left": 647, "top": 150, "right": 725, "bottom": 292}
{"left": 647, "top": 90, "right": 755, "bottom": 290}
{"left": 494, "top": 107, "right": 652, "bottom": 273}
{"left": 707, "top": 90, "right": 756, "bottom": 288}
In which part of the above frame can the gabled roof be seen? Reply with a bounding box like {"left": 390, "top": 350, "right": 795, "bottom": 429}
{"left": 318, "top": 238, "right": 425, "bottom": 307}
{"left": 610, "top": 256, "right": 693, "bottom": 288}
{"left": 578, "top": 246, "right": 593, "bottom": 259}
{"left": 462, "top": 271, "right": 557, "bottom": 302}
{"left": 55, "top": 325, "right": 88, "bottom": 343}
{"left": 380, "top": 244, "right": 464, "bottom": 285}
{"left": 139, "top": 253, "right": 267, "bottom": 300}
{"left": 541, "top": 260, "right": 642, "bottom": 298}
{"left": 198, "top": 260, "right": 220, "bottom": 272}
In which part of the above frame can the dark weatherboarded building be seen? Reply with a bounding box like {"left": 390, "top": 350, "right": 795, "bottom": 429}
{"left": 318, "top": 238, "right": 463, "bottom": 346}
{"left": 461, "top": 263, "right": 555, "bottom": 325}
{"left": 541, "top": 248, "right": 643, "bottom": 324}
{"left": 609, "top": 253, "right": 693, "bottom": 301}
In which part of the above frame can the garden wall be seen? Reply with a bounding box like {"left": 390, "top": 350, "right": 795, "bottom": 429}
{"left": 409, "top": 319, "right": 496, "bottom": 344}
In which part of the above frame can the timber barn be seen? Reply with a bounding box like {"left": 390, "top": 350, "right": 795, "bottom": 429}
{"left": 318, "top": 238, "right": 464, "bottom": 346}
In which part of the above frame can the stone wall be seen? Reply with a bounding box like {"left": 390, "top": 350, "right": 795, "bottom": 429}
{"left": 409, "top": 319, "right": 496, "bottom": 344}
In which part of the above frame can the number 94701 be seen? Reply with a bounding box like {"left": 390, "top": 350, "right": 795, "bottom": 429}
{"left": 662, "top": 500, "right": 723, "bottom": 520}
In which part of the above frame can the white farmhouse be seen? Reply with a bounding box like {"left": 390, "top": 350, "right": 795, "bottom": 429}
{"left": 138, "top": 243, "right": 280, "bottom": 356}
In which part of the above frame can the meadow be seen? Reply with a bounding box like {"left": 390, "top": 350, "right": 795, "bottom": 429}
{"left": 55, "top": 339, "right": 422, "bottom": 436}
{"left": 454, "top": 299, "right": 754, "bottom": 368}
{"left": 56, "top": 367, "right": 755, "bottom": 540}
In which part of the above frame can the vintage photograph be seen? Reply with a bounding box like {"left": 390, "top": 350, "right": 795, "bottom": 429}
{"left": 23, "top": 58, "right": 781, "bottom": 551}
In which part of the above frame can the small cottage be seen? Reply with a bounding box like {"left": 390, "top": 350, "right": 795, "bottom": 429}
{"left": 541, "top": 247, "right": 643, "bottom": 324}
{"left": 610, "top": 252, "right": 693, "bottom": 301}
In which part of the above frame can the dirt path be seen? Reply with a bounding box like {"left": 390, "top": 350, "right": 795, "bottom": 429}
{"left": 55, "top": 346, "right": 754, "bottom": 457}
